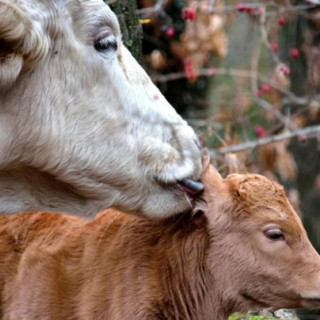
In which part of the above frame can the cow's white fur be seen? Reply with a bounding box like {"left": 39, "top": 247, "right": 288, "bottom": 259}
{"left": 0, "top": 0, "right": 202, "bottom": 218}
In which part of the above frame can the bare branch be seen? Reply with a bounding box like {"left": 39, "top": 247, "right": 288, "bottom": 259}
{"left": 200, "top": 2, "right": 319, "bottom": 16}
{"left": 283, "top": 95, "right": 320, "bottom": 106}
{"left": 210, "top": 125, "right": 320, "bottom": 157}
{"left": 153, "top": 67, "right": 300, "bottom": 102}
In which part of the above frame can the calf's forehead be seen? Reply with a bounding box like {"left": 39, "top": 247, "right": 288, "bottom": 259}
{"left": 226, "top": 174, "right": 304, "bottom": 231}
{"left": 228, "top": 174, "right": 287, "bottom": 209}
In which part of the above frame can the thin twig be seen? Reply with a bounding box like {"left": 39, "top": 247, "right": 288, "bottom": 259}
{"left": 210, "top": 125, "right": 320, "bottom": 157}
{"left": 257, "top": 5, "right": 281, "bottom": 65}
{"left": 208, "top": 0, "right": 216, "bottom": 13}
{"left": 137, "top": 0, "right": 167, "bottom": 16}
{"left": 251, "top": 96, "right": 294, "bottom": 128}
{"left": 250, "top": 12, "right": 263, "bottom": 94}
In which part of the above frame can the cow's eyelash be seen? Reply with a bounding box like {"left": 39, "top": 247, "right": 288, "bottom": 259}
{"left": 94, "top": 36, "right": 117, "bottom": 52}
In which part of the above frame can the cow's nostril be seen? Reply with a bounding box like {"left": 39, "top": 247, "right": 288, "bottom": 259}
{"left": 178, "top": 179, "right": 204, "bottom": 195}
{"left": 194, "top": 137, "right": 202, "bottom": 150}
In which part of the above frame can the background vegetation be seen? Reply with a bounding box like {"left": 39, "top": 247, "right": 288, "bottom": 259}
{"left": 111, "top": 0, "right": 320, "bottom": 319}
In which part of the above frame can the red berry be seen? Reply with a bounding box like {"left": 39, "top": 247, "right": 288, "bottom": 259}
{"left": 245, "top": 6, "right": 253, "bottom": 13}
{"left": 186, "top": 70, "right": 195, "bottom": 80}
{"left": 256, "top": 89, "right": 263, "bottom": 97}
{"left": 184, "top": 58, "right": 192, "bottom": 68}
{"left": 184, "top": 58, "right": 195, "bottom": 81}
{"left": 261, "top": 83, "right": 270, "bottom": 93}
{"left": 165, "top": 27, "right": 175, "bottom": 38}
{"left": 278, "top": 17, "right": 286, "bottom": 26}
{"left": 254, "top": 125, "right": 266, "bottom": 138}
{"left": 256, "top": 7, "right": 264, "bottom": 15}
{"left": 289, "top": 48, "right": 299, "bottom": 59}
{"left": 269, "top": 42, "right": 278, "bottom": 52}
{"left": 182, "top": 8, "right": 196, "bottom": 21}
{"left": 208, "top": 67, "right": 216, "bottom": 75}
{"left": 236, "top": 3, "right": 246, "bottom": 12}
{"left": 298, "top": 134, "right": 307, "bottom": 143}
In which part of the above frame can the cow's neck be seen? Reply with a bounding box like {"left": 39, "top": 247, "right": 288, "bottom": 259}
{"left": 0, "top": 167, "right": 104, "bottom": 216}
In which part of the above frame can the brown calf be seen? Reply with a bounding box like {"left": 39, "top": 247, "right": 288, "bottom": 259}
{"left": 1, "top": 162, "right": 320, "bottom": 320}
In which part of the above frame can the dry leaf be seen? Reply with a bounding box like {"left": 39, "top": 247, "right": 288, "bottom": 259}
{"left": 257, "top": 141, "right": 297, "bottom": 181}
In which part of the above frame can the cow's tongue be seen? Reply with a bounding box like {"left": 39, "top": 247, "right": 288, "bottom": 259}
{"left": 178, "top": 179, "right": 204, "bottom": 196}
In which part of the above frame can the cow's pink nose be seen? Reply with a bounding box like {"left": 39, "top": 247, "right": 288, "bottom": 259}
{"left": 178, "top": 179, "right": 204, "bottom": 195}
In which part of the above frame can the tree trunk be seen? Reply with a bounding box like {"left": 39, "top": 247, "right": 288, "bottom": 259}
{"left": 109, "top": 0, "right": 142, "bottom": 62}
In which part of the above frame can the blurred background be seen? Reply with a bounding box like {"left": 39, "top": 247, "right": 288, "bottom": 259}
{"left": 111, "top": 0, "right": 320, "bottom": 318}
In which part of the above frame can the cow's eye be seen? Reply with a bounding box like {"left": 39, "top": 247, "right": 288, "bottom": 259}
{"left": 94, "top": 35, "right": 117, "bottom": 52}
{"left": 264, "top": 228, "right": 285, "bottom": 241}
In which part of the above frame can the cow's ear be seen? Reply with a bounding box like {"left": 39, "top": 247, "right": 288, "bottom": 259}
{"left": 0, "top": 0, "right": 49, "bottom": 88}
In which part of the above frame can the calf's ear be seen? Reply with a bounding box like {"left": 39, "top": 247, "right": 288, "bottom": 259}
{"left": 200, "top": 150, "right": 223, "bottom": 187}
{"left": 0, "top": 0, "right": 49, "bottom": 88}
{"left": 201, "top": 148, "right": 211, "bottom": 172}
{"left": 198, "top": 150, "right": 226, "bottom": 204}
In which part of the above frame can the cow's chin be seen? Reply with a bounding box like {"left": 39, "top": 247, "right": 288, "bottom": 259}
{"left": 138, "top": 185, "right": 193, "bottom": 219}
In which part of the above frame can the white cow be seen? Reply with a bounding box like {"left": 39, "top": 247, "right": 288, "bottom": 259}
{"left": 0, "top": 0, "right": 202, "bottom": 218}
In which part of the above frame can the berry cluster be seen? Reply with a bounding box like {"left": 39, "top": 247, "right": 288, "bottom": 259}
{"left": 256, "top": 83, "right": 271, "bottom": 97}
{"left": 236, "top": 3, "right": 264, "bottom": 15}
{"left": 279, "top": 63, "right": 290, "bottom": 76}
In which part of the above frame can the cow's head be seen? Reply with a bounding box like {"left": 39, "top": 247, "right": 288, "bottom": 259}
{"left": 197, "top": 160, "right": 320, "bottom": 314}
{"left": 0, "top": 0, "right": 202, "bottom": 218}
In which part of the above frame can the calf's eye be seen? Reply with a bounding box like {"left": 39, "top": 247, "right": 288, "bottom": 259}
{"left": 264, "top": 228, "right": 285, "bottom": 241}
{"left": 94, "top": 35, "right": 117, "bottom": 52}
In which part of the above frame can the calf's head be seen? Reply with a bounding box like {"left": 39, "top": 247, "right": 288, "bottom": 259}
{"left": 199, "top": 162, "right": 320, "bottom": 314}
{"left": 0, "top": 0, "right": 202, "bottom": 217}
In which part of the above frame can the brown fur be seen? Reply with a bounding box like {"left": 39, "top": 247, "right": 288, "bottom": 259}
{"left": 1, "top": 164, "right": 320, "bottom": 320}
